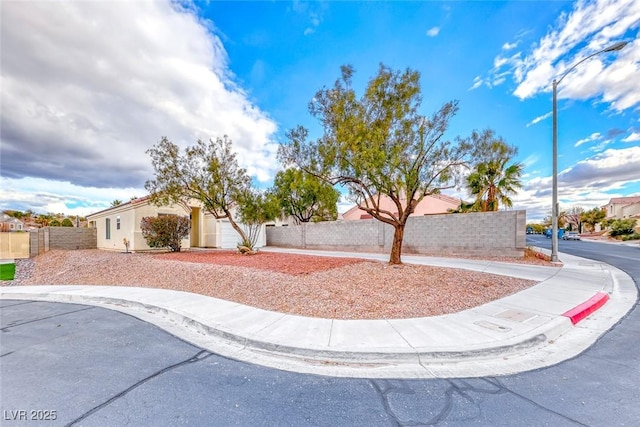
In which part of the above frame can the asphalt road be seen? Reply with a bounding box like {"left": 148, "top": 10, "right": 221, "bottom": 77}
{"left": 1, "top": 240, "right": 638, "bottom": 426}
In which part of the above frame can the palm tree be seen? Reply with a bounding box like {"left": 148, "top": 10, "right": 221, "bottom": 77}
{"left": 467, "top": 156, "right": 523, "bottom": 212}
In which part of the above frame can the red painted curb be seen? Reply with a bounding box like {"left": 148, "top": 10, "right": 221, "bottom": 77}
{"left": 562, "top": 292, "right": 610, "bottom": 325}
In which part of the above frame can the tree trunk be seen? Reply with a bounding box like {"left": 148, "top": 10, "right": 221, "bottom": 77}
{"left": 488, "top": 185, "right": 497, "bottom": 211}
{"left": 389, "top": 224, "right": 405, "bottom": 265}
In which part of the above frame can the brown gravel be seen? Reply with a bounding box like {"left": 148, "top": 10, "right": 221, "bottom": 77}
{"left": 3, "top": 249, "right": 543, "bottom": 320}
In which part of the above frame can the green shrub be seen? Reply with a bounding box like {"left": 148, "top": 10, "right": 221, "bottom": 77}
{"left": 140, "top": 215, "right": 190, "bottom": 252}
{"left": 610, "top": 219, "right": 637, "bottom": 236}
{"left": 621, "top": 233, "right": 640, "bottom": 241}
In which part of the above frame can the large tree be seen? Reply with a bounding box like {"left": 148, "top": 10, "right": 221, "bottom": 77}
{"left": 561, "top": 206, "right": 585, "bottom": 232}
{"left": 272, "top": 168, "right": 340, "bottom": 224}
{"left": 465, "top": 130, "right": 523, "bottom": 212}
{"left": 278, "top": 64, "right": 471, "bottom": 264}
{"left": 581, "top": 207, "right": 606, "bottom": 232}
{"left": 145, "top": 136, "right": 253, "bottom": 248}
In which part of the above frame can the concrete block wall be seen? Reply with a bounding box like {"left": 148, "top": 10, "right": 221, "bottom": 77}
{"left": 267, "top": 220, "right": 386, "bottom": 252}
{"left": 48, "top": 227, "right": 97, "bottom": 250}
{"left": 400, "top": 210, "right": 526, "bottom": 256}
{"left": 30, "top": 228, "right": 97, "bottom": 256}
{"left": 30, "top": 229, "right": 47, "bottom": 257}
{"left": 266, "top": 210, "right": 526, "bottom": 257}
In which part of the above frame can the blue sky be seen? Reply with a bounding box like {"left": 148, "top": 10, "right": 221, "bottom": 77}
{"left": 1, "top": 0, "right": 639, "bottom": 221}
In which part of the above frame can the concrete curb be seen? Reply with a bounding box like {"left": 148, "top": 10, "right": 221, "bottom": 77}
{"left": 1, "top": 249, "right": 635, "bottom": 378}
{"left": 0, "top": 282, "right": 616, "bottom": 379}
{"left": 0, "top": 289, "right": 568, "bottom": 360}
{"left": 563, "top": 292, "right": 610, "bottom": 325}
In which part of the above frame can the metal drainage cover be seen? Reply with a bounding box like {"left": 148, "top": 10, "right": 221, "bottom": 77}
{"left": 495, "top": 309, "right": 538, "bottom": 323}
{"left": 474, "top": 321, "right": 511, "bottom": 332}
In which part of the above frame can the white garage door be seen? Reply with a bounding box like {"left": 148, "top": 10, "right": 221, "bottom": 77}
{"left": 219, "top": 220, "right": 265, "bottom": 249}
{"left": 220, "top": 221, "right": 241, "bottom": 249}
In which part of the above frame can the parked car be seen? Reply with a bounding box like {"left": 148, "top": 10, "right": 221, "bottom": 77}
{"left": 563, "top": 231, "right": 581, "bottom": 240}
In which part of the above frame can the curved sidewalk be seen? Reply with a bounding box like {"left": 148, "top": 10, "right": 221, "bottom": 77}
{"left": 1, "top": 248, "right": 636, "bottom": 379}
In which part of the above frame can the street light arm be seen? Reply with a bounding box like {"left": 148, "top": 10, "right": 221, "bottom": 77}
{"left": 555, "top": 41, "right": 629, "bottom": 87}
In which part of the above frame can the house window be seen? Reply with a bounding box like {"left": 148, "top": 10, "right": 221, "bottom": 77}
{"left": 106, "top": 218, "right": 111, "bottom": 240}
{"left": 116, "top": 216, "right": 121, "bottom": 230}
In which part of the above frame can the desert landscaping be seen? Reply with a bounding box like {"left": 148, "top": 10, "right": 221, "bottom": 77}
{"left": 2, "top": 249, "right": 550, "bottom": 320}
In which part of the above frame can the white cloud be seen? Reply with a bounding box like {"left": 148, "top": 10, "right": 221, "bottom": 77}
{"left": 525, "top": 146, "right": 640, "bottom": 194}
{"left": 303, "top": 14, "right": 322, "bottom": 35}
{"left": 0, "top": 1, "right": 279, "bottom": 209}
{"left": 521, "top": 154, "right": 540, "bottom": 168}
{"left": 292, "top": 1, "right": 325, "bottom": 36}
{"left": 562, "top": 146, "right": 640, "bottom": 188}
{"left": 518, "top": 146, "right": 640, "bottom": 218}
{"left": 508, "top": 0, "right": 640, "bottom": 111}
{"left": 574, "top": 132, "right": 602, "bottom": 147}
{"left": 0, "top": 176, "right": 143, "bottom": 216}
{"left": 502, "top": 42, "right": 518, "bottom": 50}
{"left": 468, "top": 76, "right": 483, "bottom": 91}
{"left": 426, "top": 27, "right": 440, "bottom": 37}
{"left": 337, "top": 193, "right": 354, "bottom": 214}
{"left": 526, "top": 111, "right": 553, "bottom": 127}
{"left": 589, "top": 139, "right": 612, "bottom": 152}
{"left": 622, "top": 132, "right": 640, "bottom": 142}
{"left": 494, "top": 56, "right": 509, "bottom": 68}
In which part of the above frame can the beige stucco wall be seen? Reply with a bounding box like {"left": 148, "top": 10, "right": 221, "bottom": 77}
{"left": 89, "top": 201, "right": 191, "bottom": 251}
{"left": 87, "top": 200, "right": 266, "bottom": 251}
{"left": 605, "top": 202, "right": 621, "bottom": 219}
{"left": 606, "top": 201, "right": 640, "bottom": 219}
{"left": 621, "top": 202, "right": 640, "bottom": 219}
{"left": 201, "top": 213, "right": 219, "bottom": 247}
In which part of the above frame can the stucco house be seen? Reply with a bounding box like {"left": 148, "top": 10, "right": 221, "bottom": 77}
{"left": 0, "top": 214, "right": 24, "bottom": 232}
{"left": 603, "top": 196, "right": 640, "bottom": 220}
{"left": 342, "top": 193, "right": 462, "bottom": 220}
{"left": 86, "top": 197, "right": 265, "bottom": 252}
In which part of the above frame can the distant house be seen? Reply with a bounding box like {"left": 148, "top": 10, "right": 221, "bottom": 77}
{"left": 342, "top": 193, "right": 462, "bottom": 220}
{"left": 603, "top": 196, "right": 640, "bottom": 220}
{"left": 86, "top": 197, "right": 265, "bottom": 252}
{"left": 0, "top": 214, "right": 24, "bottom": 232}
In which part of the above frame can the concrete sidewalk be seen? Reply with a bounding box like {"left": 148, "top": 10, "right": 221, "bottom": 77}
{"left": 0, "top": 248, "right": 636, "bottom": 379}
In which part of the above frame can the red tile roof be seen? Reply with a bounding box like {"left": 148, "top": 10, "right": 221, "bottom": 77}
{"left": 608, "top": 196, "right": 640, "bottom": 205}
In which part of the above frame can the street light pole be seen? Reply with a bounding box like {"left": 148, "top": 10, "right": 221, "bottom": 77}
{"left": 550, "top": 41, "right": 628, "bottom": 263}
{"left": 552, "top": 78, "right": 559, "bottom": 262}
